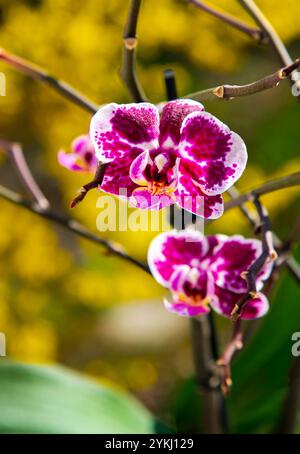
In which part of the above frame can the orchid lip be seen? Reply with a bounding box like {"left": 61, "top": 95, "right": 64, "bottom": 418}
{"left": 174, "top": 291, "right": 212, "bottom": 308}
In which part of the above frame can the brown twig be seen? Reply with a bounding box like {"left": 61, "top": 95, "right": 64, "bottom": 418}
{"left": 224, "top": 172, "right": 300, "bottom": 212}
{"left": 0, "top": 139, "right": 49, "bottom": 210}
{"left": 0, "top": 184, "right": 150, "bottom": 274}
{"left": 184, "top": 58, "right": 300, "bottom": 102}
{"left": 217, "top": 319, "right": 243, "bottom": 394}
{"left": 235, "top": 3, "right": 300, "bottom": 431}
{"left": 231, "top": 197, "right": 277, "bottom": 321}
{"left": 227, "top": 185, "right": 300, "bottom": 287}
{"left": 120, "top": 0, "right": 147, "bottom": 102}
{"left": 70, "top": 162, "right": 108, "bottom": 208}
{"left": 188, "top": 0, "right": 267, "bottom": 43}
{"left": 0, "top": 48, "right": 99, "bottom": 114}
{"left": 238, "top": 0, "right": 300, "bottom": 87}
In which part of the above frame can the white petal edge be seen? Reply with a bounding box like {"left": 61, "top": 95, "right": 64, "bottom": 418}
{"left": 90, "top": 102, "right": 160, "bottom": 163}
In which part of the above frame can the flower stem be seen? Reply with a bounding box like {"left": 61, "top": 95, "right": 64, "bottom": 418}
{"left": 0, "top": 139, "right": 49, "bottom": 210}
{"left": 238, "top": 0, "right": 300, "bottom": 86}
{"left": 188, "top": 0, "right": 267, "bottom": 43}
{"left": 227, "top": 185, "right": 300, "bottom": 287}
{"left": 120, "top": 0, "right": 147, "bottom": 102}
{"left": 184, "top": 58, "right": 300, "bottom": 102}
{"left": 0, "top": 184, "right": 149, "bottom": 273}
{"left": 224, "top": 172, "right": 300, "bottom": 211}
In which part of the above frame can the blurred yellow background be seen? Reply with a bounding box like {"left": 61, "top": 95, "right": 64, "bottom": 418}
{"left": 0, "top": 0, "right": 300, "bottom": 418}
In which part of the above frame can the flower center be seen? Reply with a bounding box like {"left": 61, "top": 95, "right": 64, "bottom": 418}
{"left": 172, "top": 266, "right": 211, "bottom": 308}
{"left": 176, "top": 291, "right": 211, "bottom": 308}
{"left": 145, "top": 151, "right": 178, "bottom": 195}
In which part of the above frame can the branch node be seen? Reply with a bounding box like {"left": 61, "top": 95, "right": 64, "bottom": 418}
{"left": 249, "top": 290, "right": 258, "bottom": 298}
{"left": 213, "top": 86, "right": 224, "bottom": 98}
{"left": 70, "top": 162, "right": 107, "bottom": 209}
{"left": 124, "top": 37, "right": 137, "bottom": 50}
{"left": 269, "top": 249, "right": 278, "bottom": 261}
{"left": 231, "top": 304, "right": 239, "bottom": 317}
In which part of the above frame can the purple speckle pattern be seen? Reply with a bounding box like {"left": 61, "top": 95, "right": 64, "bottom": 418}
{"left": 212, "top": 287, "right": 269, "bottom": 319}
{"left": 176, "top": 161, "right": 224, "bottom": 218}
{"left": 90, "top": 101, "right": 247, "bottom": 217}
{"left": 111, "top": 106, "right": 158, "bottom": 144}
{"left": 159, "top": 99, "right": 204, "bottom": 146}
{"left": 90, "top": 103, "right": 159, "bottom": 162}
{"left": 101, "top": 149, "right": 141, "bottom": 196}
{"left": 148, "top": 230, "right": 272, "bottom": 319}
{"left": 179, "top": 112, "right": 247, "bottom": 195}
{"left": 209, "top": 237, "right": 260, "bottom": 293}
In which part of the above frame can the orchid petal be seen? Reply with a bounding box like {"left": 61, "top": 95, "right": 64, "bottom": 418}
{"left": 179, "top": 111, "right": 247, "bottom": 195}
{"left": 211, "top": 287, "right": 269, "bottom": 320}
{"left": 159, "top": 99, "right": 204, "bottom": 148}
{"left": 175, "top": 162, "right": 224, "bottom": 218}
{"left": 147, "top": 230, "right": 209, "bottom": 286}
{"left": 90, "top": 103, "right": 159, "bottom": 163}
{"left": 209, "top": 235, "right": 273, "bottom": 293}
{"left": 100, "top": 150, "right": 142, "bottom": 197}
{"left": 58, "top": 150, "right": 86, "bottom": 172}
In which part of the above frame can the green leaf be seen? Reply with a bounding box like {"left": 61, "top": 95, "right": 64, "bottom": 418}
{"left": 228, "top": 247, "right": 300, "bottom": 433}
{"left": 0, "top": 361, "right": 154, "bottom": 434}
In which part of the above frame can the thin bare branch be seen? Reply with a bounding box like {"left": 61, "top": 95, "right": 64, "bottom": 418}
{"left": 184, "top": 58, "right": 300, "bottom": 102}
{"left": 0, "top": 185, "right": 150, "bottom": 274}
{"left": 0, "top": 48, "right": 99, "bottom": 114}
{"left": 120, "top": 0, "right": 147, "bottom": 102}
{"left": 227, "top": 185, "right": 300, "bottom": 286}
{"left": 0, "top": 139, "right": 49, "bottom": 209}
{"left": 70, "top": 162, "right": 108, "bottom": 208}
{"left": 188, "top": 0, "right": 267, "bottom": 43}
{"left": 238, "top": 0, "right": 300, "bottom": 86}
{"left": 217, "top": 319, "right": 243, "bottom": 394}
{"left": 231, "top": 197, "right": 277, "bottom": 320}
{"left": 224, "top": 172, "right": 300, "bottom": 212}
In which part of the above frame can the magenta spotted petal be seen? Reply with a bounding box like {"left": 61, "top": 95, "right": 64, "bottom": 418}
{"left": 58, "top": 135, "right": 97, "bottom": 172}
{"left": 159, "top": 99, "right": 204, "bottom": 147}
{"left": 148, "top": 230, "right": 272, "bottom": 320}
{"left": 90, "top": 103, "right": 159, "bottom": 162}
{"left": 148, "top": 229, "right": 209, "bottom": 286}
{"left": 179, "top": 111, "right": 247, "bottom": 196}
{"left": 176, "top": 163, "right": 224, "bottom": 218}
{"left": 209, "top": 236, "right": 272, "bottom": 294}
{"left": 90, "top": 100, "right": 247, "bottom": 218}
{"left": 101, "top": 150, "right": 141, "bottom": 197}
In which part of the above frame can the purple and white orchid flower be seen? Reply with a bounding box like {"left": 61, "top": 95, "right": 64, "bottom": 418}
{"left": 90, "top": 100, "right": 247, "bottom": 219}
{"left": 58, "top": 135, "right": 97, "bottom": 173}
{"left": 148, "top": 229, "right": 273, "bottom": 319}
